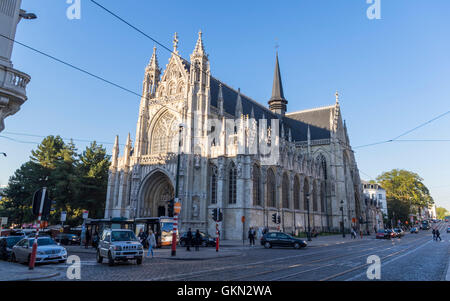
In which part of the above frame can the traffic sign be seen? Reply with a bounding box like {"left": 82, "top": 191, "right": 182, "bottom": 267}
{"left": 1, "top": 217, "right": 7, "bottom": 225}
{"left": 82, "top": 211, "right": 89, "bottom": 219}
{"left": 61, "top": 211, "right": 67, "bottom": 222}
{"left": 174, "top": 202, "right": 181, "bottom": 214}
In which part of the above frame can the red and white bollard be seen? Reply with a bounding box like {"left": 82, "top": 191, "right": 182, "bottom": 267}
{"left": 29, "top": 187, "right": 46, "bottom": 270}
{"left": 171, "top": 214, "right": 178, "bottom": 256}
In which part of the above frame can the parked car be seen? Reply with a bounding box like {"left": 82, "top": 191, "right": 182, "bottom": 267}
{"left": 260, "top": 232, "right": 307, "bottom": 249}
{"left": 394, "top": 228, "right": 405, "bottom": 237}
{"left": 55, "top": 233, "right": 81, "bottom": 245}
{"left": 410, "top": 227, "right": 419, "bottom": 234}
{"left": 96, "top": 229, "right": 143, "bottom": 266}
{"left": 376, "top": 229, "right": 396, "bottom": 239}
{"left": 0, "top": 236, "right": 24, "bottom": 261}
{"left": 179, "top": 231, "right": 216, "bottom": 247}
{"left": 11, "top": 237, "right": 67, "bottom": 264}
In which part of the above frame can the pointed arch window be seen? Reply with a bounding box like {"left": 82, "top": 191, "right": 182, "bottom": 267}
{"left": 294, "top": 175, "right": 300, "bottom": 210}
{"left": 303, "top": 178, "right": 309, "bottom": 211}
{"left": 313, "top": 180, "right": 318, "bottom": 211}
{"left": 282, "top": 173, "right": 290, "bottom": 208}
{"left": 252, "top": 164, "right": 261, "bottom": 206}
{"left": 210, "top": 165, "right": 218, "bottom": 204}
{"left": 150, "top": 111, "right": 179, "bottom": 154}
{"left": 228, "top": 162, "right": 237, "bottom": 204}
{"left": 267, "top": 169, "right": 276, "bottom": 208}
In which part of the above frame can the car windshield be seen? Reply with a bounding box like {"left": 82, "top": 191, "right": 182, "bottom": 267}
{"left": 28, "top": 237, "right": 57, "bottom": 247}
{"left": 111, "top": 231, "right": 137, "bottom": 242}
{"left": 6, "top": 237, "right": 23, "bottom": 247}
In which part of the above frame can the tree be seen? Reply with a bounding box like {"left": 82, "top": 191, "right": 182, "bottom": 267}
{"left": 75, "top": 142, "right": 110, "bottom": 222}
{"left": 436, "top": 207, "right": 449, "bottom": 220}
{"left": 376, "top": 169, "right": 434, "bottom": 224}
{"left": 2, "top": 161, "right": 49, "bottom": 225}
{"left": 30, "top": 135, "right": 66, "bottom": 168}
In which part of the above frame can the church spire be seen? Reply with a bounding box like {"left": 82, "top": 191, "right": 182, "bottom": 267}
{"left": 268, "top": 52, "right": 288, "bottom": 116}
{"left": 173, "top": 32, "right": 179, "bottom": 53}
{"left": 218, "top": 83, "right": 224, "bottom": 116}
{"left": 235, "top": 88, "right": 243, "bottom": 117}
{"left": 149, "top": 46, "right": 159, "bottom": 69}
{"left": 193, "top": 30, "right": 205, "bottom": 55}
{"left": 111, "top": 135, "right": 119, "bottom": 169}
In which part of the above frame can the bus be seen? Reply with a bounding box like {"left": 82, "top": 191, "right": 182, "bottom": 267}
{"left": 134, "top": 217, "right": 178, "bottom": 247}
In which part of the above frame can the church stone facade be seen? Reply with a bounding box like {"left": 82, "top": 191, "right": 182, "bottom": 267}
{"left": 104, "top": 32, "right": 366, "bottom": 240}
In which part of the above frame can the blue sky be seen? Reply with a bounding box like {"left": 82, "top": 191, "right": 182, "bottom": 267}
{"left": 1, "top": 0, "right": 449, "bottom": 210}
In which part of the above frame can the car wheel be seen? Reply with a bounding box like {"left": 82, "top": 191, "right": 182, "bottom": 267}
{"left": 108, "top": 252, "right": 114, "bottom": 266}
{"left": 96, "top": 250, "right": 103, "bottom": 264}
{"left": 294, "top": 242, "right": 301, "bottom": 249}
{"left": 264, "top": 242, "right": 271, "bottom": 249}
{"left": 136, "top": 257, "right": 142, "bottom": 265}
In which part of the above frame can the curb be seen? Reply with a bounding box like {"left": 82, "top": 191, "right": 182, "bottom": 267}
{"left": 8, "top": 271, "right": 60, "bottom": 281}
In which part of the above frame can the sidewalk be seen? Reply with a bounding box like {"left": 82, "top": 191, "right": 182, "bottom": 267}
{"left": 0, "top": 260, "right": 60, "bottom": 281}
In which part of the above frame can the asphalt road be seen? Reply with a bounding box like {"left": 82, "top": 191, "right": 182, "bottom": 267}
{"left": 42, "top": 222, "right": 450, "bottom": 281}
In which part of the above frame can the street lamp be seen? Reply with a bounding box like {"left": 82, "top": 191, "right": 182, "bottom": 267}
{"left": 19, "top": 11, "right": 37, "bottom": 20}
{"left": 171, "top": 123, "right": 185, "bottom": 257}
{"left": 306, "top": 193, "right": 311, "bottom": 241}
{"left": 0, "top": 152, "right": 6, "bottom": 157}
{"left": 340, "top": 200, "right": 345, "bottom": 238}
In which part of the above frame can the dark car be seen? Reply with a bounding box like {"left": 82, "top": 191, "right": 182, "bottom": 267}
{"left": 410, "top": 227, "right": 419, "bottom": 234}
{"left": 376, "top": 229, "right": 396, "bottom": 239}
{"left": 260, "top": 232, "right": 307, "bottom": 249}
{"left": 179, "top": 231, "right": 216, "bottom": 247}
{"left": 0, "top": 236, "right": 25, "bottom": 261}
{"left": 55, "top": 233, "right": 81, "bottom": 245}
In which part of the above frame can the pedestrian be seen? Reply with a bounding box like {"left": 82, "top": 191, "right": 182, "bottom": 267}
{"left": 360, "top": 230, "right": 363, "bottom": 239}
{"left": 85, "top": 229, "right": 91, "bottom": 249}
{"left": 432, "top": 228, "right": 436, "bottom": 241}
{"left": 248, "top": 227, "right": 255, "bottom": 246}
{"left": 436, "top": 229, "right": 441, "bottom": 242}
{"left": 138, "top": 229, "right": 147, "bottom": 246}
{"left": 194, "top": 229, "right": 201, "bottom": 251}
{"left": 186, "top": 228, "right": 193, "bottom": 251}
{"left": 146, "top": 230, "right": 156, "bottom": 258}
{"left": 351, "top": 227, "right": 356, "bottom": 239}
{"left": 252, "top": 227, "right": 257, "bottom": 245}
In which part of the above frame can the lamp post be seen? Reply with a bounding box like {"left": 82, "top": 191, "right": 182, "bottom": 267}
{"left": 306, "top": 193, "right": 311, "bottom": 241}
{"left": 340, "top": 200, "right": 345, "bottom": 238}
{"left": 171, "top": 123, "right": 185, "bottom": 257}
{"left": 0, "top": 152, "right": 6, "bottom": 157}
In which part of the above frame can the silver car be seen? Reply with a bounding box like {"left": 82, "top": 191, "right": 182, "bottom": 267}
{"left": 96, "top": 229, "right": 143, "bottom": 266}
{"left": 11, "top": 237, "right": 67, "bottom": 264}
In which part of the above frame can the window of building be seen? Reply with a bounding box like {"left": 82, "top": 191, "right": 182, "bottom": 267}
{"left": 228, "top": 163, "right": 237, "bottom": 204}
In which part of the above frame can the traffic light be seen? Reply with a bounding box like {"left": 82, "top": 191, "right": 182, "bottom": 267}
{"left": 167, "top": 199, "right": 174, "bottom": 217}
{"left": 218, "top": 209, "right": 223, "bottom": 222}
{"left": 212, "top": 208, "right": 218, "bottom": 222}
{"left": 277, "top": 215, "right": 281, "bottom": 224}
{"left": 272, "top": 213, "right": 277, "bottom": 223}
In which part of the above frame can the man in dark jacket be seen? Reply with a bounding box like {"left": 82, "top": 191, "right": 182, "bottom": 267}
{"left": 194, "top": 229, "right": 201, "bottom": 251}
{"left": 186, "top": 228, "right": 193, "bottom": 251}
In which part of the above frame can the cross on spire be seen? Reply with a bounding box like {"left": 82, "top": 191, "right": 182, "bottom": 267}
{"left": 173, "top": 32, "right": 179, "bottom": 53}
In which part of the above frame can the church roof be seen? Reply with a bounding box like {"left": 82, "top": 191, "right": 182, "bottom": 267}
{"left": 270, "top": 53, "right": 286, "bottom": 102}
{"left": 286, "top": 106, "right": 335, "bottom": 132}
{"left": 209, "top": 77, "right": 331, "bottom": 141}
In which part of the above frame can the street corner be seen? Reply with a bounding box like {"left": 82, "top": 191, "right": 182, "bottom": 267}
{"left": 0, "top": 260, "right": 59, "bottom": 281}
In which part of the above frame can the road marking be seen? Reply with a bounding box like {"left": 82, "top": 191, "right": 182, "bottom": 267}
{"left": 344, "top": 239, "right": 433, "bottom": 281}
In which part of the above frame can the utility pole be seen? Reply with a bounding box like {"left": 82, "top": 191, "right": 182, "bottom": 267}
{"left": 340, "top": 200, "right": 345, "bottom": 238}
{"left": 171, "top": 123, "right": 184, "bottom": 257}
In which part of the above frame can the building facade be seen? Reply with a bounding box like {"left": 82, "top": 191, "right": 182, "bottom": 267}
{"left": 0, "top": 0, "right": 32, "bottom": 132}
{"left": 362, "top": 181, "right": 386, "bottom": 231}
{"left": 104, "top": 32, "right": 367, "bottom": 239}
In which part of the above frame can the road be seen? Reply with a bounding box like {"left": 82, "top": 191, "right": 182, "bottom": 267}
{"left": 43, "top": 222, "right": 449, "bottom": 281}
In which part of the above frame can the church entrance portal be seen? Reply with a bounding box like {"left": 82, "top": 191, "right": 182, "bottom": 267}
{"left": 139, "top": 171, "right": 174, "bottom": 217}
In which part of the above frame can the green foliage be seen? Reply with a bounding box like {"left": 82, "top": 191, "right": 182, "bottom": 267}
{"left": 436, "top": 207, "right": 449, "bottom": 220}
{"left": 376, "top": 169, "right": 434, "bottom": 224}
{"left": 1, "top": 136, "right": 111, "bottom": 227}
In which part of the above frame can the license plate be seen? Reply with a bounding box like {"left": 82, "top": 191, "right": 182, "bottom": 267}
{"left": 127, "top": 255, "right": 134, "bottom": 259}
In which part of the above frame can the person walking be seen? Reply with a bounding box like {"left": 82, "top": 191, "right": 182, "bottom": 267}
{"left": 432, "top": 228, "right": 436, "bottom": 241}
{"left": 248, "top": 227, "right": 255, "bottom": 246}
{"left": 146, "top": 230, "right": 156, "bottom": 258}
{"left": 186, "top": 228, "right": 193, "bottom": 251}
{"left": 351, "top": 227, "right": 356, "bottom": 239}
{"left": 436, "top": 229, "right": 441, "bottom": 242}
{"left": 194, "top": 229, "right": 201, "bottom": 251}
{"left": 85, "top": 229, "right": 91, "bottom": 249}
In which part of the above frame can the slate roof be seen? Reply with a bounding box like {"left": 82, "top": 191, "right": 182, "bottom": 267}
{"left": 209, "top": 77, "right": 332, "bottom": 142}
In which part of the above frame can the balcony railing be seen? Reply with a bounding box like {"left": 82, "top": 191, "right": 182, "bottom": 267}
{"left": 0, "top": 66, "right": 30, "bottom": 102}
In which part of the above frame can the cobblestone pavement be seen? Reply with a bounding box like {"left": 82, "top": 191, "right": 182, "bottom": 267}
{"left": 28, "top": 223, "right": 449, "bottom": 281}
